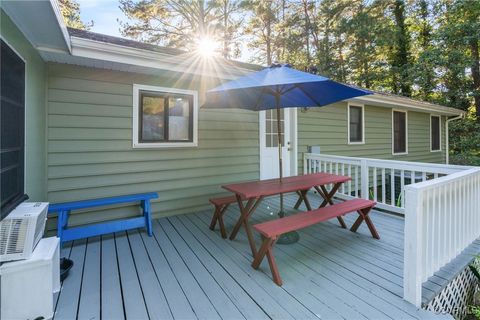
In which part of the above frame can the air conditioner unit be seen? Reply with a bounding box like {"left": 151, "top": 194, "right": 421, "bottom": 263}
{"left": 0, "top": 202, "right": 48, "bottom": 262}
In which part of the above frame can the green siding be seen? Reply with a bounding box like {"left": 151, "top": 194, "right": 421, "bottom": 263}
{"left": 298, "top": 102, "right": 447, "bottom": 173}
{"left": 0, "top": 9, "right": 47, "bottom": 201}
{"left": 46, "top": 63, "right": 259, "bottom": 229}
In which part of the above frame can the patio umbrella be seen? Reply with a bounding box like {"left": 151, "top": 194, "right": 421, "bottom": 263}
{"left": 203, "top": 63, "right": 372, "bottom": 243}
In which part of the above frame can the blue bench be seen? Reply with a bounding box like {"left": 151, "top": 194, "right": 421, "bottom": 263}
{"left": 48, "top": 192, "right": 159, "bottom": 243}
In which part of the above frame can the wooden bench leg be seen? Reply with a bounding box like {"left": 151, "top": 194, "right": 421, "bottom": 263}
{"left": 316, "top": 184, "right": 347, "bottom": 229}
{"left": 350, "top": 207, "right": 380, "bottom": 239}
{"left": 209, "top": 204, "right": 229, "bottom": 239}
{"left": 252, "top": 236, "right": 282, "bottom": 286}
{"left": 294, "top": 189, "right": 312, "bottom": 210}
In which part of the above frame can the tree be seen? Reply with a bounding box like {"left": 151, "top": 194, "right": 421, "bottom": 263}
{"left": 118, "top": 0, "right": 243, "bottom": 59}
{"left": 58, "top": 0, "right": 93, "bottom": 30}
{"left": 242, "top": 0, "right": 282, "bottom": 65}
{"left": 389, "top": 0, "right": 412, "bottom": 96}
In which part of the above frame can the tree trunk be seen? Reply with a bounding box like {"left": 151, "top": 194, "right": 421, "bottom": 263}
{"left": 471, "top": 38, "right": 480, "bottom": 120}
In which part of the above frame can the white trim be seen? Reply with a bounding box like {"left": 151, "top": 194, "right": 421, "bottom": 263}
{"left": 70, "top": 36, "right": 254, "bottom": 80}
{"left": 392, "top": 109, "right": 408, "bottom": 155}
{"left": 445, "top": 114, "right": 463, "bottom": 164}
{"left": 0, "top": 37, "right": 27, "bottom": 192}
{"left": 347, "top": 103, "right": 365, "bottom": 144}
{"left": 430, "top": 115, "right": 442, "bottom": 152}
{"left": 48, "top": 0, "right": 72, "bottom": 53}
{"left": 132, "top": 84, "right": 198, "bottom": 148}
{"left": 351, "top": 93, "right": 464, "bottom": 117}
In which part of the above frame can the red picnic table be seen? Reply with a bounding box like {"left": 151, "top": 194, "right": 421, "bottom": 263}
{"left": 222, "top": 172, "right": 351, "bottom": 256}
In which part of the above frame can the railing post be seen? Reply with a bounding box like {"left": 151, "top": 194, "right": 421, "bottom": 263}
{"left": 304, "top": 153, "right": 308, "bottom": 175}
{"left": 404, "top": 185, "right": 424, "bottom": 307}
{"left": 361, "top": 159, "right": 369, "bottom": 199}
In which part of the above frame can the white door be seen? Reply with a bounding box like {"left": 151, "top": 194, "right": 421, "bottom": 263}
{"left": 260, "top": 109, "right": 291, "bottom": 180}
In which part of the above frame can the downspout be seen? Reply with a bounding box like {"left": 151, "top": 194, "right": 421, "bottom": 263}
{"left": 445, "top": 114, "right": 464, "bottom": 164}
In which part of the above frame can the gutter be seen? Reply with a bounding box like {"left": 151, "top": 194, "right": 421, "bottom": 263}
{"left": 445, "top": 114, "right": 464, "bottom": 164}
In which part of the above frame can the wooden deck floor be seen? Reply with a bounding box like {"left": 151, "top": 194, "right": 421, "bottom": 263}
{"left": 54, "top": 194, "right": 451, "bottom": 320}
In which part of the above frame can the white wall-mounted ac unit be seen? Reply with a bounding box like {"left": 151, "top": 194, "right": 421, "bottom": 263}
{"left": 0, "top": 202, "right": 48, "bottom": 262}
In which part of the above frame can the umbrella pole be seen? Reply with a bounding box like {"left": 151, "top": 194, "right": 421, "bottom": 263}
{"left": 276, "top": 103, "right": 284, "bottom": 216}
{"left": 275, "top": 93, "right": 299, "bottom": 245}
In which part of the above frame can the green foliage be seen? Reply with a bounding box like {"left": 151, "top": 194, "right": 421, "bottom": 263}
{"left": 58, "top": 0, "right": 93, "bottom": 30}
{"left": 449, "top": 108, "right": 480, "bottom": 166}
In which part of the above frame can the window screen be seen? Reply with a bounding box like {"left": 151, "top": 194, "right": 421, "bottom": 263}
{"left": 393, "top": 111, "right": 407, "bottom": 154}
{"left": 349, "top": 105, "right": 363, "bottom": 143}
{"left": 431, "top": 116, "right": 440, "bottom": 151}
{"left": 1, "top": 39, "right": 27, "bottom": 219}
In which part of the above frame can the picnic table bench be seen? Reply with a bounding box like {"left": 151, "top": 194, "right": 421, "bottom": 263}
{"left": 220, "top": 172, "right": 351, "bottom": 256}
{"left": 252, "top": 198, "right": 378, "bottom": 286}
{"left": 48, "top": 192, "right": 159, "bottom": 243}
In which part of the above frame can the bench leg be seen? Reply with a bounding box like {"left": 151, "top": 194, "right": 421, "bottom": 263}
{"left": 209, "top": 204, "right": 229, "bottom": 239}
{"left": 57, "top": 210, "right": 69, "bottom": 244}
{"left": 252, "top": 236, "right": 282, "bottom": 286}
{"left": 143, "top": 200, "right": 153, "bottom": 237}
{"left": 315, "top": 184, "right": 347, "bottom": 229}
{"left": 294, "top": 189, "right": 312, "bottom": 210}
{"left": 350, "top": 207, "right": 380, "bottom": 239}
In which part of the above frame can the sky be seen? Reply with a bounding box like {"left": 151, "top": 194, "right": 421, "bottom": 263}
{"left": 76, "top": 0, "right": 253, "bottom": 62}
{"left": 77, "top": 0, "right": 126, "bottom": 38}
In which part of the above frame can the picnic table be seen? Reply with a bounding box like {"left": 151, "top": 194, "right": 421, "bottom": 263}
{"left": 222, "top": 172, "right": 351, "bottom": 256}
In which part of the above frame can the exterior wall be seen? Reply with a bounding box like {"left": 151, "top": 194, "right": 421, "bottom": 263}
{"left": 298, "top": 102, "right": 447, "bottom": 172}
{"left": 46, "top": 63, "right": 259, "bottom": 229}
{"left": 0, "top": 9, "right": 47, "bottom": 201}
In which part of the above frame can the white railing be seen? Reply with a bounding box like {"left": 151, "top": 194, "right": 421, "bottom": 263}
{"left": 404, "top": 168, "right": 480, "bottom": 306}
{"left": 304, "top": 153, "right": 472, "bottom": 214}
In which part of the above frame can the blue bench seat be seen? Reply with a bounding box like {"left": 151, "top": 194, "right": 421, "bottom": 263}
{"left": 48, "top": 192, "right": 159, "bottom": 243}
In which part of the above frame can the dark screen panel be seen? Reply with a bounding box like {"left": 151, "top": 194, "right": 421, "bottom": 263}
{"left": 1, "top": 39, "right": 27, "bottom": 220}
{"left": 431, "top": 116, "right": 440, "bottom": 151}
{"left": 393, "top": 111, "right": 406, "bottom": 154}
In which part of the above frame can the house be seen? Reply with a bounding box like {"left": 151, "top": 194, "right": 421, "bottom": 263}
{"left": 1, "top": 1, "right": 478, "bottom": 319}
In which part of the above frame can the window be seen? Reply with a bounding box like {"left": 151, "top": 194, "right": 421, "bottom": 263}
{"left": 1, "top": 39, "right": 27, "bottom": 219}
{"left": 430, "top": 115, "right": 441, "bottom": 152}
{"left": 392, "top": 110, "right": 408, "bottom": 154}
{"left": 265, "top": 109, "right": 284, "bottom": 147}
{"left": 348, "top": 104, "right": 364, "bottom": 144}
{"left": 133, "top": 85, "right": 198, "bottom": 148}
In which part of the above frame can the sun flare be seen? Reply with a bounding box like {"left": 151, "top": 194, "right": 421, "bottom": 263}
{"left": 196, "top": 36, "right": 219, "bottom": 57}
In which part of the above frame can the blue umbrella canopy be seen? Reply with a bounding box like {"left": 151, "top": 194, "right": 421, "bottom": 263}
{"left": 203, "top": 64, "right": 372, "bottom": 110}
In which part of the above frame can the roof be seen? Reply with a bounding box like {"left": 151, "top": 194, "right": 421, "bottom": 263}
{"left": 67, "top": 28, "right": 262, "bottom": 72}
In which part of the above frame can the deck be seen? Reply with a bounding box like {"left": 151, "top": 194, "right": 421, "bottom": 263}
{"left": 54, "top": 194, "right": 451, "bottom": 319}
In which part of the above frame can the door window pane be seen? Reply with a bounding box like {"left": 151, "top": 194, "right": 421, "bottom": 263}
{"left": 265, "top": 109, "right": 285, "bottom": 147}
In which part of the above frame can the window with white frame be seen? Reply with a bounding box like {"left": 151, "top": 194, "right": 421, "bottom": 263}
{"left": 133, "top": 85, "right": 198, "bottom": 148}
{"left": 430, "top": 115, "right": 441, "bottom": 151}
{"left": 348, "top": 104, "right": 364, "bottom": 144}
{"left": 392, "top": 110, "right": 407, "bottom": 154}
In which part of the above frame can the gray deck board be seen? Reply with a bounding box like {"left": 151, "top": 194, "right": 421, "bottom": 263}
{"left": 53, "top": 193, "right": 457, "bottom": 320}
{"left": 139, "top": 229, "right": 197, "bottom": 320}
{"left": 126, "top": 229, "right": 173, "bottom": 319}
{"left": 115, "top": 231, "right": 149, "bottom": 319}
{"left": 55, "top": 239, "right": 87, "bottom": 319}
{"left": 101, "top": 234, "right": 125, "bottom": 320}
{"left": 78, "top": 236, "right": 101, "bottom": 320}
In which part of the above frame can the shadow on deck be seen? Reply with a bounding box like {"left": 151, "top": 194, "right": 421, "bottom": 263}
{"left": 54, "top": 194, "right": 450, "bottom": 319}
